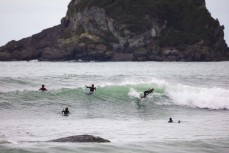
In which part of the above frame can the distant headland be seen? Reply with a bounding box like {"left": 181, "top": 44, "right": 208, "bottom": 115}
{"left": 0, "top": 0, "right": 228, "bottom": 61}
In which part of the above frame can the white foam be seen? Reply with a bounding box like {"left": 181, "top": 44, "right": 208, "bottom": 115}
{"left": 120, "top": 78, "right": 229, "bottom": 110}
{"left": 88, "top": 77, "right": 229, "bottom": 110}
{"left": 166, "top": 84, "right": 229, "bottom": 110}
{"left": 97, "top": 77, "right": 167, "bottom": 88}
{"left": 128, "top": 88, "right": 141, "bottom": 99}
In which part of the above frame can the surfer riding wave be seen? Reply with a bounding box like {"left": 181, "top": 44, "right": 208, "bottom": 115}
{"left": 85, "top": 84, "right": 96, "bottom": 94}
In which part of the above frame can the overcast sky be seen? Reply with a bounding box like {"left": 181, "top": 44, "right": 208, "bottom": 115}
{"left": 0, "top": 0, "right": 228, "bottom": 46}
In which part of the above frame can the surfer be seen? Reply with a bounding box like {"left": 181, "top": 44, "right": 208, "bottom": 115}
{"left": 62, "top": 107, "right": 70, "bottom": 116}
{"left": 85, "top": 84, "right": 96, "bottom": 94}
{"left": 39, "top": 84, "right": 47, "bottom": 91}
{"left": 141, "top": 88, "right": 154, "bottom": 98}
{"left": 168, "top": 118, "right": 173, "bottom": 123}
{"left": 168, "top": 118, "right": 181, "bottom": 123}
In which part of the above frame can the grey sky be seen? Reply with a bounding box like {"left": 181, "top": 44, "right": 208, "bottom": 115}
{"left": 206, "top": 0, "right": 229, "bottom": 46}
{"left": 0, "top": 0, "right": 70, "bottom": 46}
{"left": 0, "top": 0, "right": 228, "bottom": 46}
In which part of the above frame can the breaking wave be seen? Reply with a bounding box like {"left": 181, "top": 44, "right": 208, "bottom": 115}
{"left": 0, "top": 78, "right": 229, "bottom": 110}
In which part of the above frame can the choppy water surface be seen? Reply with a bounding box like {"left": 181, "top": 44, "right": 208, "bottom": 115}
{"left": 0, "top": 61, "right": 229, "bottom": 153}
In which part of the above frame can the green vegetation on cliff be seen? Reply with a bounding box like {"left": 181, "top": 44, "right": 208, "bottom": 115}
{"left": 72, "top": 0, "right": 222, "bottom": 49}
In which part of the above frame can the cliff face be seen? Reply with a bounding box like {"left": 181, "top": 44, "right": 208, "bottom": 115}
{"left": 0, "top": 0, "right": 228, "bottom": 61}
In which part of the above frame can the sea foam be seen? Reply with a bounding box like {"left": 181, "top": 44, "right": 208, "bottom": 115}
{"left": 126, "top": 78, "right": 229, "bottom": 110}
{"left": 166, "top": 84, "right": 229, "bottom": 110}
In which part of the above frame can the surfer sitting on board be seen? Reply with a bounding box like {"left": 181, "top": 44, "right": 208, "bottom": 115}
{"left": 85, "top": 84, "right": 96, "bottom": 94}
{"left": 39, "top": 84, "right": 47, "bottom": 91}
{"left": 168, "top": 118, "right": 173, "bottom": 123}
{"left": 141, "top": 88, "right": 154, "bottom": 99}
{"left": 62, "top": 107, "right": 70, "bottom": 115}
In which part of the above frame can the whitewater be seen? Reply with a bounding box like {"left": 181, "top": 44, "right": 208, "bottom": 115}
{"left": 0, "top": 61, "right": 229, "bottom": 153}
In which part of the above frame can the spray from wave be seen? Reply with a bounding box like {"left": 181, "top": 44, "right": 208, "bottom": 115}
{"left": 166, "top": 84, "right": 229, "bottom": 110}
{"left": 107, "top": 78, "right": 229, "bottom": 110}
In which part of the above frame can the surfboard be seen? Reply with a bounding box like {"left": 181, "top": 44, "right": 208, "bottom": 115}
{"left": 140, "top": 97, "right": 146, "bottom": 103}
{"left": 138, "top": 94, "right": 145, "bottom": 102}
{"left": 139, "top": 94, "right": 146, "bottom": 99}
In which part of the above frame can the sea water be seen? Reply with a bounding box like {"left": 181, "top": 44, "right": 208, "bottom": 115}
{"left": 0, "top": 61, "right": 229, "bottom": 153}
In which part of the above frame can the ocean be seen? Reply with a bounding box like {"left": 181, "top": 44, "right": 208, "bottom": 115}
{"left": 0, "top": 61, "right": 229, "bottom": 153}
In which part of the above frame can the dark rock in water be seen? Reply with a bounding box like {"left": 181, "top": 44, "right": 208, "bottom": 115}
{"left": 0, "top": 0, "right": 228, "bottom": 61}
{"left": 49, "top": 135, "right": 110, "bottom": 143}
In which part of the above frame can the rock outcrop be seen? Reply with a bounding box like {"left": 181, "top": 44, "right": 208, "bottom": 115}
{"left": 0, "top": 0, "right": 228, "bottom": 61}
{"left": 48, "top": 135, "right": 110, "bottom": 143}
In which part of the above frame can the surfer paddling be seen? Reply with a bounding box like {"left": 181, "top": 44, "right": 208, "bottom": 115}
{"left": 85, "top": 84, "right": 96, "bottom": 94}
{"left": 141, "top": 88, "right": 154, "bottom": 99}
{"left": 62, "top": 107, "right": 70, "bottom": 116}
{"left": 39, "top": 84, "right": 47, "bottom": 91}
{"left": 168, "top": 118, "right": 181, "bottom": 123}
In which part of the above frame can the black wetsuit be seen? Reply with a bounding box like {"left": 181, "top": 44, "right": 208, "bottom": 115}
{"left": 141, "top": 89, "right": 154, "bottom": 99}
{"left": 143, "top": 89, "right": 153, "bottom": 97}
{"left": 168, "top": 118, "right": 173, "bottom": 123}
{"left": 39, "top": 87, "right": 47, "bottom": 91}
{"left": 86, "top": 86, "right": 96, "bottom": 92}
{"left": 62, "top": 110, "right": 70, "bottom": 115}
{"left": 143, "top": 90, "right": 151, "bottom": 97}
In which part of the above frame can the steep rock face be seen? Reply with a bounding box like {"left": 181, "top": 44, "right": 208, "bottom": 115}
{"left": 0, "top": 0, "right": 228, "bottom": 61}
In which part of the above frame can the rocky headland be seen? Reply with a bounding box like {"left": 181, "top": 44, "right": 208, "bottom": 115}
{"left": 0, "top": 0, "right": 228, "bottom": 61}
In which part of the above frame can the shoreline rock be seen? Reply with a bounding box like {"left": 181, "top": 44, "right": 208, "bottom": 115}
{"left": 48, "top": 135, "right": 110, "bottom": 143}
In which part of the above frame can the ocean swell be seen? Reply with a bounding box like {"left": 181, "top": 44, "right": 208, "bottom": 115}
{"left": 0, "top": 78, "right": 229, "bottom": 110}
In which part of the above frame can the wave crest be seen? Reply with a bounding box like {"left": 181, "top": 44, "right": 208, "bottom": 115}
{"left": 166, "top": 84, "right": 229, "bottom": 110}
{"left": 1, "top": 79, "right": 229, "bottom": 110}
